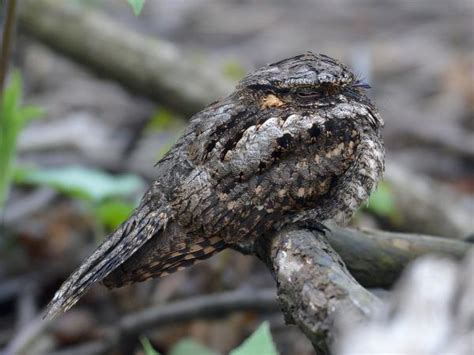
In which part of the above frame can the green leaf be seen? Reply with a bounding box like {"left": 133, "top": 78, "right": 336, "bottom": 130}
{"left": 0, "top": 71, "right": 44, "bottom": 210}
{"left": 1, "top": 71, "right": 21, "bottom": 116}
{"left": 18, "top": 105, "right": 45, "bottom": 122}
{"left": 140, "top": 336, "right": 161, "bottom": 355}
{"left": 169, "top": 338, "right": 216, "bottom": 355}
{"left": 96, "top": 199, "right": 135, "bottom": 229}
{"left": 95, "top": 199, "right": 135, "bottom": 230}
{"left": 230, "top": 322, "right": 278, "bottom": 355}
{"left": 14, "top": 166, "right": 144, "bottom": 202}
{"left": 366, "top": 181, "right": 397, "bottom": 217}
{"left": 127, "top": 0, "right": 145, "bottom": 16}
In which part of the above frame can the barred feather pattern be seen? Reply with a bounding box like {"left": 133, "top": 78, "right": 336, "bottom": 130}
{"left": 45, "top": 53, "right": 384, "bottom": 319}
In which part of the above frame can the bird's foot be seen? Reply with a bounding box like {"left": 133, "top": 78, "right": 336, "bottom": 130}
{"left": 296, "top": 220, "right": 330, "bottom": 235}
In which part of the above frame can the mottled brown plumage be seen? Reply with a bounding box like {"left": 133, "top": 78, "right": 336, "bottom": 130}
{"left": 45, "top": 53, "right": 384, "bottom": 319}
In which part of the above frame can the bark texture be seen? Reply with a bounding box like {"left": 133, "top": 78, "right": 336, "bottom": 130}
{"left": 255, "top": 228, "right": 382, "bottom": 353}
{"left": 326, "top": 225, "right": 469, "bottom": 287}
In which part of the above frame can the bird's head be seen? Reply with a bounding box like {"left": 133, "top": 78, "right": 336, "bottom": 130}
{"left": 237, "top": 52, "right": 383, "bottom": 128}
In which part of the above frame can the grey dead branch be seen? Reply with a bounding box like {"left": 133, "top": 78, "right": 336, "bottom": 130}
{"left": 253, "top": 227, "right": 471, "bottom": 354}
{"left": 6, "top": 227, "right": 472, "bottom": 354}
{"left": 18, "top": 0, "right": 234, "bottom": 119}
{"left": 8, "top": 0, "right": 474, "bottom": 354}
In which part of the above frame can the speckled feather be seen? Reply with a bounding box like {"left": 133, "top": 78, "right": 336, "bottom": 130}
{"left": 45, "top": 53, "right": 384, "bottom": 319}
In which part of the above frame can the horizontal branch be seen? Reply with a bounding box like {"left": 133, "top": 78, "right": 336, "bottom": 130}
{"left": 325, "top": 225, "right": 469, "bottom": 287}
{"left": 8, "top": 226, "right": 469, "bottom": 354}
{"left": 18, "top": 0, "right": 234, "bottom": 117}
{"left": 117, "top": 287, "right": 278, "bottom": 335}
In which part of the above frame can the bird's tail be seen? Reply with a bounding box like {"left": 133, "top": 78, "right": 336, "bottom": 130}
{"left": 103, "top": 235, "right": 229, "bottom": 288}
{"left": 44, "top": 191, "right": 170, "bottom": 320}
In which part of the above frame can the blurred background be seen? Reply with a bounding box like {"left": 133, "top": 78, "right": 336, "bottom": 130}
{"left": 1, "top": 0, "right": 473, "bottom": 354}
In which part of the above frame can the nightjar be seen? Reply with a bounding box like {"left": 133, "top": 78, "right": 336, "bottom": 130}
{"left": 45, "top": 52, "right": 384, "bottom": 319}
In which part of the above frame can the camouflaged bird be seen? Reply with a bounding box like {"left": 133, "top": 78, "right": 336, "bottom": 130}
{"left": 45, "top": 53, "right": 384, "bottom": 319}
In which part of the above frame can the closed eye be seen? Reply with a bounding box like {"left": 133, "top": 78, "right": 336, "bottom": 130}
{"left": 297, "top": 91, "right": 322, "bottom": 99}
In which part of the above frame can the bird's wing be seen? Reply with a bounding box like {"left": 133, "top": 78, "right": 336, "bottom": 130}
{"left": 192, "top": 102, "right": 358, "bottom": 189}
{"left": 44, "top": 186, "right": 171, "bottom": 320}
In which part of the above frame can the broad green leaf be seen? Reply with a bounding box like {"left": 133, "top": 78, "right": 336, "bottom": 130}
{"left": 169, "top": 338, "right": 216, "bottom": 355}
{"left": 95, "top": 199, "right": 135, "bottom": 230}
{"left": 230, "top": 322, "right": 278, "bottom": 355}
{"left": 366, "top": 182, "right": 397, "bottom": 217}
{"left": 127, "top": 0, "right": 145, "bottom": 16}
{"left": 140, "top": 336, "right": 161, "bottom": 355}
{"left": 14, "top": 166, "right": 144, "bottom": 202}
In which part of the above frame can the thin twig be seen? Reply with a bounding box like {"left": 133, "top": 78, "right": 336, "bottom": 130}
{"left": 16, "top": 283, "right": 38, "bottom": 329}
{"left": 0, "top": 0, "right": 17, "bottom": 95}
{"left": 3, "top": 314, "right": 53, "bottom": 355}
{"left": 118, "top": 287, "right": 278, "bottom": 334}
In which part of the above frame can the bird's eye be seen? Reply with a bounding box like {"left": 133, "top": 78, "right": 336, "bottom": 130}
{"left": 297, "top": 90, "right": 322, "bottom": 99}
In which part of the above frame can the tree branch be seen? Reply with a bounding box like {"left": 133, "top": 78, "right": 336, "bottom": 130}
{"left": 116, "top": 288, "right": 278, "bottom": 335}
{"left": 325, "top": 225, "right": 469, "bottom": 287}
{"left": 17, "top": 0, "right": 234, "bottom": 117}
{"left": 251, "top": 226, "right": 471, "bottom": 352}
{"left": 254, "top": 228, "right": 382, "bottom": 354}
{"left": 7, "top": 226, "right": 470, "bottom": 354}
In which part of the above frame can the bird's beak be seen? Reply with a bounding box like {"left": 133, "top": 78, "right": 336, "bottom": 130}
{"left": 354, "top": 81, "right": 371, "bottom": 89}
